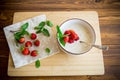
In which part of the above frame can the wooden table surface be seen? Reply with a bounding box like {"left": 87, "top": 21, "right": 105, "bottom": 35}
{"left": 0, "top": 0, "right": 120, "bottom": 80}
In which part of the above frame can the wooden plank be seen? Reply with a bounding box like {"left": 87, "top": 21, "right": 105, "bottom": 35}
{"left": 8, "top": 11, "right": 104, "bottom": 76}
{"left": 0, "top": 0, "right": 120, "bottom": 10}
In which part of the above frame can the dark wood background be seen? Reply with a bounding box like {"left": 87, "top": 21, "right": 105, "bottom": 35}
{"left": 0, "top": 0, "right": 120, "bottom": 80}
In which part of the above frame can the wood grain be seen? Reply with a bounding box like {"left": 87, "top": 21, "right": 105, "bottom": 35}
{"left": 0, "top": 0, "right": 120, "bottom": 80}
{"left": 0, "top": 0, "right": 119, "bottom": 10}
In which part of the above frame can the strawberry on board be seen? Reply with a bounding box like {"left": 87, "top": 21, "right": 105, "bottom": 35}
{"left": 34, "top": 40, "right": 40, "bottom": 46}
{"left": 18, "top": 37, "right": 25, "bottom": 43}
{"left": 31, "top": 50, "right": 39, "bottom": 57}
{"left": 25, "top": 41, "right": 32, "bottom": 47}
{"left": 30, "top": 33, "right": 37, "bottom": 40}
{"left": 20, "top": 46, "right": 30, "bottom": 55}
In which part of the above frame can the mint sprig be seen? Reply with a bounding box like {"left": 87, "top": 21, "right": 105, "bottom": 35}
{"left": 34, "top": 20, "right": 53, "bottom": 37}
{"left": 56, "top": 25, "right": 65, "bottom": 46}
{"left": 14, "top": 22, "right": 29, "bottom": 41}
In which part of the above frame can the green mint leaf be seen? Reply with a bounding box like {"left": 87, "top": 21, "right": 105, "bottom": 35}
{"left": 35, "top": 60, "right": 40, "bottom": 68}
{"left": 14, "top": 32, "right": 22, "bottom": 41}
{"left": 21, "top": 22, "right": 29, "bottom": 31}
{"left": 56, "top": 25, "right": 65, "bottom": 46}
{"left": 14, "top": 32, "right": 22, "bottom": 36}
{"left": 36, "top": 29, "right": 42, "bottom": 34}
{"left": 19, "top": 30, "right": 29, "bottom": 36}
{"left": 59, "top": 37, "right": 65, "bottom": 46}
{"left": 14, "top": 30, "right": 29, "bottom": 41}
{"left": 14, "top": 23, "right": 29, "bottom": 43}
{"left": 25, "top": 31, "right": 29, "bottom": 35}
{"left": 56, "top": 25, "right": 63, "bottom": 38}
{"left": 46, "top": 20, "right": 53, "bottom": 27}
{"left": 42, "top": 28, "right": 50, "bottom": 37}
{"left": 22, "top": 31, "right": 29, "bottom": 35}
{"left": 34, "top": 26, "right": 39, "bottom": 30}
{"left": 45, "top": 48, "right": 50, "bottom": 53}
{"left": 38, "top": 21, "right": 45, "bottom": 29}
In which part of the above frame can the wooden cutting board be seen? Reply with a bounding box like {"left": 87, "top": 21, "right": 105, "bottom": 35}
{"left": 8, "top": 11, "right": 104, "bottom": 76}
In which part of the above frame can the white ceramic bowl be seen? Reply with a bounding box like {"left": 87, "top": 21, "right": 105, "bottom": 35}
{"left": 57, "top": 18, "right": 96, "bottom": 55}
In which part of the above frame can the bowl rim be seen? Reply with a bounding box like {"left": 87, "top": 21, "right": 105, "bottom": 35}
{"left": 56, "top": 18, "right": 96, "bottom": 55}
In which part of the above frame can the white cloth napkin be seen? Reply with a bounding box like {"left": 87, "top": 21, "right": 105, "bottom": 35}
{"left": 3, "top": 15, "right": 59, "bottom": 68}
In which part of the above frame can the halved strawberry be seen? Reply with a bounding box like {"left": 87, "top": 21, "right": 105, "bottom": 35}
{"left": 25, "top": 41, "right": 32, "bottom": 47}
{"left": 30, "top": 33, "right": 37, "bottom": 40}
{"left": 63, "top": 36, "right": 69, "bottom": 43}
{"left": 63, "top": 29, "right": 79, "bottom": 44}
{"left": 64, "top": 30, "right": 71, "bottom": 35}
{"left": 69, "top": 30, "right": 79, "bottom": 40}
{"left": 75, "top": 36, "right": 79, "bottom": 41}
{"left": 71, "top": 33, "right": 78, "bottom": 40}
{"left": 68, "top": 37, "right": 74, "bottom": 43}
{"left": 31, "top": 50, "right": 38, "bottom": 57}
{"left": 34, "top": 40, "right": 40, "bottom": 46}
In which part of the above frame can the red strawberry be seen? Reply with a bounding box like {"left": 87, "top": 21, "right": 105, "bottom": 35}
{"left": 31, "top": 50, "right": 38, "bottom": 57}
{"left": 68, "top": 38, "right": 74, "bottom": 43}
{"left": 34, "top": 40, "right": 40, "bottom": 46}
{"left": 63, "top": 36, "right": 69, "bottom": 43}
{"left": 75, "top": 36, "right": 79, "bottom": 41}
{"left": 64, "top": 30, "right": 71, "bottom": 35}
{"left": 25, "top": 41, "right": 32, "bottom": 47}
{"left": 30, "top": 33, "right": 37, "bottom": 40}
{"left": 19, "top": 37, "right": 25, "bottom": 43}
{"left": 71, "top": 33, "right": 78, "bottom": 40}
{"left": 69, "top": 30, "right": 79, "bottom": 40}
{"left": 21, "top": 47, "right": 30, "bottom": 55}
{"left": 63, "top": 29, "right": 79, "bottom": 44}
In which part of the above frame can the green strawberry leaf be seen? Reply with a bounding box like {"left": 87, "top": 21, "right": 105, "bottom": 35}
{"left": 46, "top": 20, "right": 53, "bottom": 27}
{"left": 21, "top": 22, "right": 29, "bottom": 31}
{"left": 20, "top": 46, "right": 24, "bottom": 51}
{"left": 45, "top": 48, "right": 50, "bottom": 53}
{"left": 35, "top": 60, "right": 40, "bottom": 68}
{"left": 42, "top": 28, "right": 50, "bottom": 37}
